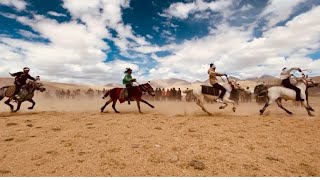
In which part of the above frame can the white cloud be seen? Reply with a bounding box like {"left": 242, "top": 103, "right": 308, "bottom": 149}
{"left": 148, "top": 5, "right": 320, "bottom": 81}
{"left": 47, "top": 11, "right": 67, "bottom": 17}
{"left": 0, "top": 0, "right": 28, "bottom": 11}
{"left": 240, "top": 4, "right": 253, "bottom": 12}
{"left": 259, "top": 0, "right": 306, "bottom": 29}
{"left": 163, "top": 0, "right": 235, "bottom": 19}
{"left": 0, "top": 0, "right": 319, "bottom": 85}
{"left": 18, "top": 30, "right": 39, "bottom": 39}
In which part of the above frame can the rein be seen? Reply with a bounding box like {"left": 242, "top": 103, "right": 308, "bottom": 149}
{"left": 135, "top": 82, "right": 152, "bottom": 94}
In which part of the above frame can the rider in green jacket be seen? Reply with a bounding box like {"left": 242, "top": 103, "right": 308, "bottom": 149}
{"left": 123, "top": 68, "right": 136, "bottom": 105}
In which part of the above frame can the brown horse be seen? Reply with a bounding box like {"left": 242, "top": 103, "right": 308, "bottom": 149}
{"left": 101, "top": 83, "right": 155, "bottom": 113}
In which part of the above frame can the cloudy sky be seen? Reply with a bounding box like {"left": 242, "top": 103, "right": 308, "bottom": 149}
{"left": 0, "top": 0, "right": 319, "bottom": 85}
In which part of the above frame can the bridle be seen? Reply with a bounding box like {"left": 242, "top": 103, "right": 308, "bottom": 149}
{"left": 135, "top": 82, "right": 154, "bottom": 95}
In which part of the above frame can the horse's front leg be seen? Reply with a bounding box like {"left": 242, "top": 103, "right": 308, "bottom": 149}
{"left": 4, "top": 98, "right": 14, "bottom": 112}
{"left": 13, "top": 101, "right": 22, "bottom": 112}
{"left": 224, "top": 99, "right": 236, "bottom": 112}
{"left": 303, "top": 100, "right": 314, "bottom": 116}
{"left": 136, "top": 100, "right": 142, "bottom": 113}
{"left": 140, "top": 99, "right": 155, "bottom": 108}
{"left": 27, "top": 99, "right": 35, "bottom": 110}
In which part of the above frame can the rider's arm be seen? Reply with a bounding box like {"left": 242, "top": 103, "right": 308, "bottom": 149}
{"left": 288, "top": 67, "right": 302, "bottom": 72}
{"left": 208, "top": 69, "right": 224, "bottom": 76}
{"left": 11, "top": 72, "right": 22, "bottom": 77}
{"left": 214, "top": 72, "right": 225, "bottom": 77}
{"left": 27, "top": 74, "right": 36, "bottom": 81}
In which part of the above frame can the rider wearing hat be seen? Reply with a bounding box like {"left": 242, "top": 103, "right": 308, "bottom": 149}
{"left": 208, "top": 63, "right": 227, "bottom": 103}
{"left": 9, "top": 67, "right": 36, "bottom": 99}
{"left": 280, "top": 67, "right": 304, "bottom": 101}
{"left": 123, "top": 68, "right": 136, "bottom": 105}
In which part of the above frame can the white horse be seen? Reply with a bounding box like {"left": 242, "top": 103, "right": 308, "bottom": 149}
{"left": 184, "top": 78, "right": 244, "bottom": 115}
{"left": 259, "top": 75, "right": 318, "bottom": 116}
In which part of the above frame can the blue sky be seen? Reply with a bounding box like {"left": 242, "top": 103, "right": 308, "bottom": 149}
{"left": 0, "top": 0, "right": 319, "bottom": 85}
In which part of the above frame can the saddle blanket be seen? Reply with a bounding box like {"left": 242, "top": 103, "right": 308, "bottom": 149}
{"left": 4, "top": 86, "right": 16, "bottom": 97}
{"left": 201, "top": 85, "right": 220, "bottom": 96}
{"left": 119, "top": 88, "right": 128, "bottom": 103}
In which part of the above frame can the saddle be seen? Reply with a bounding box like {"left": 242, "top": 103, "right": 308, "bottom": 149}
{"left": 201, "top": 85, "right": 220, "bottom": 96}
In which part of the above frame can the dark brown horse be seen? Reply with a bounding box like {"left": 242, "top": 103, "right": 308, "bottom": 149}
{"left": 100, "top": 83, "right": 155, "bottom": 113}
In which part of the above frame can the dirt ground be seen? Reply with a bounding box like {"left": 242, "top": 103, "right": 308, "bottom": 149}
{"left": 0, "top": 96, "right": 319, "bottom": 176}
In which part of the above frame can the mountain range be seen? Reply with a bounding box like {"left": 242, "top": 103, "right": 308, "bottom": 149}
{"left": 1, "top": 75, "right": 319, "bottom": 90}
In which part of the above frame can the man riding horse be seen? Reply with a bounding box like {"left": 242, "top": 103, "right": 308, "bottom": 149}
{"left": 208, "top": 63, "right": 227, "bottom": 103}
{"left": 280, "top": 67, "right": 304, "bottom": 101}
{"left": 122, "top": 68, "right": 136, "bottom": 105}
{"left": 9, "top": 67, "right": 36, "bottom": 101}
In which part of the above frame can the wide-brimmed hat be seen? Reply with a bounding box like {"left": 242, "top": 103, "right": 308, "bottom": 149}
{"left": 124, "top": 68, "right": 132, "bottom": 73}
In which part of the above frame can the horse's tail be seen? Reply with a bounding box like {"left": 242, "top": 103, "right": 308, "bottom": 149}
{"left": 102, "top": 90, "right": 110, "bottom": 99}
{"left": 258, "top": 90, "right": 268, "bottom": 97}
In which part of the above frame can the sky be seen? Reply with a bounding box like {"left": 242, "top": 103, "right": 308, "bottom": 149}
{"left": 0, "top": 0, "right": 319, "bottom": 85}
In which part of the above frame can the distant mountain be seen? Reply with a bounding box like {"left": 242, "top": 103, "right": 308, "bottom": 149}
{"left": 150, "top": 78, "right": 191, "bottom": 88}
{"left": 192, "top": 80, "right": 204, "bottom": 84}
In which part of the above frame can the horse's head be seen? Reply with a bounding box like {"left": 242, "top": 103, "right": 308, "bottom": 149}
{"left": 294, "top": 75, "right": 317, "bottom": 88}
{"left": 28, "top": 79, "right": 46, "bottom": 92}
{"left": 139, "top": 83, "right": 155, "bottom": 96}
{"left": 306, "top": 77, "right": 319, "bottom": 88}
{"left": 229, "top": 80, "right": 245, "bottom": 91}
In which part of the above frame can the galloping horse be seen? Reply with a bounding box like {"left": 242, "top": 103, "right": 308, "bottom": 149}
{"left": 258, "top": 75, "right": 318, "bottom": 116}
{"left": 0, "top": 80, "right": 46, "bottom": 112}
{"left": 184, "top": 78, "right": 245, "bottom": 115}
{"left": 101, "top": 83, "right": 155, "bottom": 113}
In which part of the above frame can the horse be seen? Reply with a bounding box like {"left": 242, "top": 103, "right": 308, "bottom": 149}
{"left": 258, "top": 75, "right": 318, "bottom": 116}
{"left": 0, "top": 80, "right": 46, "bottom": 112}
{"left": 100, "top": 83, "right": 155, "bottom": 113}
{"left": 184, "top": 78, "right": 245, "bottom": 115}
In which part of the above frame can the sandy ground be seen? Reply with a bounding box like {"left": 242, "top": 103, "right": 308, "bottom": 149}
{"left": 0, "top": 96, "right": 319, "bottom": 176}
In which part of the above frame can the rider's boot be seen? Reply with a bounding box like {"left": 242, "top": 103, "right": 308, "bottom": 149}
{"left": 296, "top": 97, "right": 304, "bottom": 101}
{"left": 296, "top": 91, "right": 304, "bottom": 101}
{"left": 215, "top": 98, "right": 223, "bottom": 103}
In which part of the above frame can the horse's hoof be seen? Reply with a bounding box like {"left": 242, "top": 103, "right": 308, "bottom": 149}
{"left": 115, "top": 111, "right": 120, "bottom": 113}
{"left": 259, "top": 110, "right": 263, "bottom": 115}
{"left": 308, "top": 113, "right": 314, "bottom": 117}
{"left": 28, "top": 107, "right": 33, "bottom": 110}
{"left": 151, "top": 105, "right": 155, "bottom": 108}
{"left": 219, "top": 106, "right": 223, "bottom": 109}
{"left": 232, "top": 108, "right": 236, "bottom": 112}
{"left": 288, "top": 112, "right": 293, "bottom": 115}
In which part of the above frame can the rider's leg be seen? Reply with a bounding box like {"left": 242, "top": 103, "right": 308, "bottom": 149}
{"left": 11, "top": 84, "right": 21, "bottom": 101}
{"left": 126, "top": 84, "right": 132, "bottom": 105}
{"left": 282, "top": 78, "right": 304, "bottom": 101}
{"left": 213, "top": 83, "right": 226, "bottom": 100}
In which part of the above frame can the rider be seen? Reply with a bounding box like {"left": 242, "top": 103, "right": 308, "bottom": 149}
{"left": 280, "top": 67, "right": 304, "bottom": 101}
{"left": 208, "top": 63, "right": 227, "bottom": 103}
{"left": 123, "top": 68, "right": 136, "bottom": 105}
{"left": 9, "top": 67, "right": 36, "bottom": 100}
